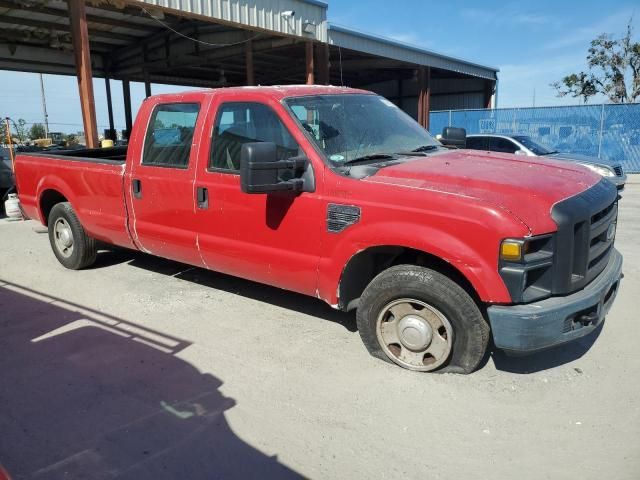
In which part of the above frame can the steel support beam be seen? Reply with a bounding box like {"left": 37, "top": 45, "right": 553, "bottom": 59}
{"left": 305, "top": 42, "right": 314, "bottom": 85}
{"left": 67, "top": 0, "right": 98, "bottom": 148}
{"left": 316, "top": 43, "right": 330, "bottom": 85}
{"left": 245, "top": 38, "right": 255, "bottom": 86}
{"left": 417, "top": 66, "right": 431, "bottom": 130}
{"left": 122, "top": 79, "right": 132, "bottom": 140}
{"left": 105, "top": 75, "right": 115, "bottom": 136}
{"left": 484, "top": 80, "right": 495, "bottom": 109}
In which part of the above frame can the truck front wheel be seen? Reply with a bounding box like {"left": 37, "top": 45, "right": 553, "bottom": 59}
{"left": 356, "top": 265, "right": 490, "bottom": 373}
{"left": 48, "top": 202, "right": 97, "bottom": 270}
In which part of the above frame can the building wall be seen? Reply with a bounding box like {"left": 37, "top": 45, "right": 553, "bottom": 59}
{"left": 134, "top": 0, "right": 328, "bottom": 41}
{"left": 361, "top": 76, "right": 488, "bottom": 120}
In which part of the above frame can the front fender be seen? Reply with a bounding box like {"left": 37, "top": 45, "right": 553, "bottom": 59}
{"left": 317, "top": 216, "right": 527, "bottom": 307}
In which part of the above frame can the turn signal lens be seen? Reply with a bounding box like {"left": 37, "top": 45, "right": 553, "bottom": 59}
{"left": 500, "top": 241, "right": 523, "bottom": 261}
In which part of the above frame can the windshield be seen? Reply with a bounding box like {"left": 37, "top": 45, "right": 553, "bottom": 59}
{"left": 284, "top": 94, "right": 440, "bottom": 166}
{"left": 512, "top": 135, "right": 555, "bottom": 155}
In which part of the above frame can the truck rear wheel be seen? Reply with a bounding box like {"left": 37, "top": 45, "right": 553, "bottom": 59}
{"left": 48, "top": 202, "right": 97, "bottom": 270}
{"left": 356, "top": 265, "right": 490, "bottom": 373}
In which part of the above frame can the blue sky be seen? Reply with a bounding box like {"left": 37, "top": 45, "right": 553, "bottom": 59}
{"left": 1, "top": 0, "right": 637, "bottom": 134}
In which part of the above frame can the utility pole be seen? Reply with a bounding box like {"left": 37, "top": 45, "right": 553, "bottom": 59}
{"left": 39, "top": 73, "right": 49, "bottom": 138}
{"left": 532, "top": 88, "right": 536, "bottom": 108}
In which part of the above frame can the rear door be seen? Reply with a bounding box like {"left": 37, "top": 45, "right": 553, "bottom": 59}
{"left": 193, "top": 96, "right": 324, "bottom": 296}
{"left": 126, "top": 96, "right": 209, "bottom": 266}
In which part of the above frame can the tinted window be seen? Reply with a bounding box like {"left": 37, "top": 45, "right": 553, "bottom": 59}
{"left": 489, "top": 137, "right": 519, "bottom": 154}
{"left": 210, "top": 102, "right": 299, "bottom": 172}
{"left": 512, "top": 136, "right": 555, "bottom": 155}
{"left": 142, "top": 103, "right": 200, "bottom": 168}
{"left": 466, "top": 137, "right": 488, "bottom": 150}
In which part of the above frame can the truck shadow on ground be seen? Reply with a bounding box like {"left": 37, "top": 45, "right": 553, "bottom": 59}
{"left": 489, "top": 324, "right": 603, "bottom": 374}
{"left": 0, "top": 280, "right": 302, "bottom": 480}
{"left": 93, "top": 248, "right": 601, "bottom": 374}
{"left": 94, "top": 247, "right": 358, "bottom": 333}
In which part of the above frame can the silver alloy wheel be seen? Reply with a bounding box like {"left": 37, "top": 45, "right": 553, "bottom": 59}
{"left": 53, "top": 218, "right": 74, "bottom": 258}
{"left": 375, "top": 298, "right": 453, "bottom": 371}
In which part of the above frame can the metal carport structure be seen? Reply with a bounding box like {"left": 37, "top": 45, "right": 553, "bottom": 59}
{"left": 0, "top": 0, "right": 498, "bottom": 147}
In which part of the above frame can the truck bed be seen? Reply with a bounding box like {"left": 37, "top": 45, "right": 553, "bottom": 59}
{"left": 27, "top": 146, "right": 128, "bottom": 164}
{"left": 14, "top": 147, "right": 134, "bottom": 249}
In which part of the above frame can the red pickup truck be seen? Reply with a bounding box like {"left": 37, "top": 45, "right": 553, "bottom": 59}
{"left": 15, "top": 86, "right": 623, "bottom": 373}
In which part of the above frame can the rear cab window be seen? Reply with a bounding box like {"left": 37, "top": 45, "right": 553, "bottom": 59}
{"left": 142, "top": 103, "right": 200, "bottom": 168}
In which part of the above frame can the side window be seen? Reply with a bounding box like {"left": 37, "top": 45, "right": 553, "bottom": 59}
{"left": 142, "top": 103, "right": 200, "bottom": 168}
{"left": 466, "top": 137, "right": 487, "bottom": 150}
{"left": 490, "top": 137, "right": 518, "bottom": 154}
{"left": 210, "top": 102, "right": 299, "bottom": 172}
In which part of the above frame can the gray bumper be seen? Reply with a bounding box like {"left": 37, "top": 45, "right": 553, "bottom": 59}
{"left": 488, "top": 249, "right": 623, "bottom": 353}
{"left": 611, "top": 173, "right": 626, "bottom": 190}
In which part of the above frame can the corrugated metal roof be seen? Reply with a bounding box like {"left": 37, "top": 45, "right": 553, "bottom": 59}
{"left": 134, "top": 0, "right": 328, "bottom": 41}
{"left": 328, "top": 24, "right": 498, "bottom": 80}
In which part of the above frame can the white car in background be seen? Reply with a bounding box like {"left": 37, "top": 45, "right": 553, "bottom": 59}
{"left": 466, "top": 134, "right": 627, "bottom": 190}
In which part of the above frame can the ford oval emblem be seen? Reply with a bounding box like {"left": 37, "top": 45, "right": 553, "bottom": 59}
{"left": 606, "top": 223, "right": 616, "bottom": 241}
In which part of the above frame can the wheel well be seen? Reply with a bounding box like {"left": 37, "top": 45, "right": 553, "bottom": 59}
{"left": 40, "top": 189, "right": 68, "bottom": 225}
{"left": 338, "top": 246, "right": 481, "bottom": 311}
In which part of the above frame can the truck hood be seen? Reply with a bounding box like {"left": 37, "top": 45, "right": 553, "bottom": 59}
{"left": 364, "top": 149, "right": 601, "bottom": 233}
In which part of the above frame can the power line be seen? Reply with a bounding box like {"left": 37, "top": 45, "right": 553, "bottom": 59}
{"left": 140, "top": 7, "right": 262, "bottom": 48}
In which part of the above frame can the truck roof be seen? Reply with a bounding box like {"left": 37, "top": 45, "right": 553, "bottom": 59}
{"left": 145, "top": 85, "right": 372, "bottom": 103}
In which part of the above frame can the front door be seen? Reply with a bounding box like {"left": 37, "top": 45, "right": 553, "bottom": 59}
{"left": 127, "top": 99, "right": 207, "bottom": 267}
{"left": 194, "top": 98, "right": 324, "bottom": 296}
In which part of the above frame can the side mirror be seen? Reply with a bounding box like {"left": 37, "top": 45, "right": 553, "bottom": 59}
{"left": 240, "top": 142, "right": 313, "bottom": 194}
{"left": 440, "top": 127, "right": 467, "bottom": 149}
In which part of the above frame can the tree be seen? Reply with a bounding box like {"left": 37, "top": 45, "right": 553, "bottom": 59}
{"left": 65, "top": 134, "right": 79, "bottom": 146}
{"left": 0, "top": 119, "right": 6, "bottom": 145}
{"left": 12, "top": 119, "right": 27, "bottom": 143}
{"left": 29, "top": 123, "right": 46, "bottom": 140}
{"left": 552, "top": 19, "right": 640, "bottom": 103}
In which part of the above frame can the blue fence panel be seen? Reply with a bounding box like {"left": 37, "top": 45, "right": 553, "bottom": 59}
{"left": 430, "top": 103, "right": 640, "bottom": 173}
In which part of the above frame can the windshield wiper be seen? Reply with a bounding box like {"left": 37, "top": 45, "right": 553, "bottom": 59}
{"left": 410, "top": 145, "right": 440, "bottom": 153}
{"left": 342, "top": 153, "right": 397, "bottom": 166}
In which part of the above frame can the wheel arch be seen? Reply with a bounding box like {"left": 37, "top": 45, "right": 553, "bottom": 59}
{"left": 39, "top": 189, "right": 69, "bottom": 226}
{"left": 337, "top": 245, "right": 485, "bottom": 312}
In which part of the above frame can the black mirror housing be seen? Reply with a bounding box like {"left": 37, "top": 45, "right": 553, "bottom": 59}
{"left": 440, "top": 127, "right": 467, "bottom": 149}
{"left": 240, "top": 142, "right": 313, "bottom": 194}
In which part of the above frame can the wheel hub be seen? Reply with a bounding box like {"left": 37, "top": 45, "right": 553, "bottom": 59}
{"left": 53, "top": 218, "right": 74, "bottom": 258}
{"left": 59, "top": 227, "right": 73, "bottom": 247}
{"left": 397, "top": 315, "right": 433, "bottom": 351}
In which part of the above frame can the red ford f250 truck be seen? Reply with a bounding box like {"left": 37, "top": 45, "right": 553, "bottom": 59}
{"left": 15, "top": 86, "right": 623, "bottom": 373}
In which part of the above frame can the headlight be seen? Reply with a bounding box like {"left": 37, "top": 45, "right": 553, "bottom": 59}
{"left": 499, "top": 235, "right": 555, "bottom": 302}
{"left": 577, "top": 162, "right": 615, "bottom": 177}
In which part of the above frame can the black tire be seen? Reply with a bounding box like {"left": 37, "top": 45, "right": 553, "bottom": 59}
{"left": 48, "top": 202, "right": 97, "bottom": 270}
{"left": 356, "top": 265, "right": 490, "bottom": 374}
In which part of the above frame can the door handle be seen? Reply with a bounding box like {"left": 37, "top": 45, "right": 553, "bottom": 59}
{"left": 132, "top": 179, "right": 142, "bottom": 199}
{"left": 196, "top": 186, "right": 208, "bottom": 209}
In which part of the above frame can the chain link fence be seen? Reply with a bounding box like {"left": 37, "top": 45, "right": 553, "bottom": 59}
{"left": 430, "top": 103, "right": 640, "bottom": 173}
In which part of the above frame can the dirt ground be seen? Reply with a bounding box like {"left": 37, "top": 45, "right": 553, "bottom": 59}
{"left": 1, "top": 176, "right": 639, "bottom": 480}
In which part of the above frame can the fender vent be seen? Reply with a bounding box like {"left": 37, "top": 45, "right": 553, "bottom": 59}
{"left": 327, "top": 204, "right": 360, "bottom": 233}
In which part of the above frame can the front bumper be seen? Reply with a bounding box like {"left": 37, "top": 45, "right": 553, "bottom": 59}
{"left": 611, "top": 173, "right": 626, "bottom": 190}
{"left": 487, "top": 249, "right": 623, "bottom": 354}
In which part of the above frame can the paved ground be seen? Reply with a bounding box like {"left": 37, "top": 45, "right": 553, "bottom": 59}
{"left": 1, "top": 177, "right": 639, "bottom": 480}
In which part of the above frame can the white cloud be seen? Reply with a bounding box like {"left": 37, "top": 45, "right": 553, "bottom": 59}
{"left": 460, "top": 6, "right": 564, "bottom": 29}
{"left": 497, "top": 54, "right": 607, "bottom": 107}
{"left": 543, "top": 8, "right": 637, "bottom": 50}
